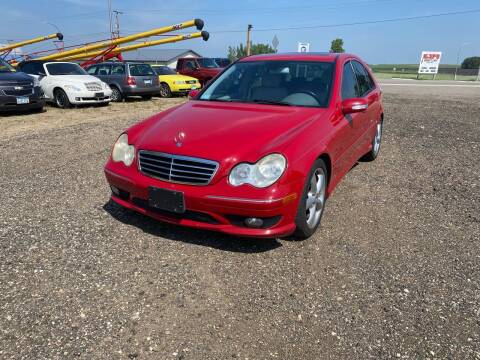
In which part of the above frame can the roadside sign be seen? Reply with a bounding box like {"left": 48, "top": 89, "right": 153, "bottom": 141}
{"left": 272, "top": 35, "right": 279, "bottom": 51}
{"left": 418, "top": 51, "right": 442, "bottom": 74}
{"left": 298, "top": 42, "right": 310, "bottom": 53}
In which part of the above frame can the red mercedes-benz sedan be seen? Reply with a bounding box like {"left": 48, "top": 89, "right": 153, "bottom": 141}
{"left": 105, "top": 53, "right": 384, "bottom": 239}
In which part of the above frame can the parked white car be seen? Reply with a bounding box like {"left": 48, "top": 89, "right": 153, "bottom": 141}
{"left": 17, "top": 61, "right": 112, "bottom": 108}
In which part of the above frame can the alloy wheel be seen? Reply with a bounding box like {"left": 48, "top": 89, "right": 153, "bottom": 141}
{"left": 305, "top": 168, "right": 326, "bottom": 229}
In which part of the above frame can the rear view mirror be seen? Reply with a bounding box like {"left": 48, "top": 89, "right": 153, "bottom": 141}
{"left": 342, "top": 98, "right": 369, "bottom": 115}
{"left": 188, "top": 89, "right": 199, "bottom": 100}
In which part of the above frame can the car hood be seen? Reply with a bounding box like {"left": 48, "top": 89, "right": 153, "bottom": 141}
{"left": 160, "top": 74, "right": 198, "bottom": 82}
{"left": 48, "top": 75, "right": 101, "bottom": 84}
{"left": 134, "top": 100, "right": 326, "bottom": 169}
{"left": 0, "top": 71, "right": 33, "bottom": 84}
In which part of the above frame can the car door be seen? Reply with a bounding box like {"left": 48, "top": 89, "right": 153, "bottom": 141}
{"left": 332, "top": 60, "right": 364, "bottom": 177}
{"left": 110, "top": 63, "right": 126, "bottom": 90}
{"left": 351, "top": 60, "right": 380, "bottom": 151}
{"left": 95, "top": 64, "right": 111, "bottom": 83}
{"left": 181, "top": 59, "right": 198, "bottom": 78}
{"left": 36, "top": 63, "right": 54, "bottom": 100}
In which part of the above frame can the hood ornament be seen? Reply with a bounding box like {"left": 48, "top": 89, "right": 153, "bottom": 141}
{"left": 174, "top": 132, "right": 185, "bottom": 147}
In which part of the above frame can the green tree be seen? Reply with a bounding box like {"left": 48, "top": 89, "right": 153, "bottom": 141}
{"left": 330, "top": 38, "right": 345, "bottom": 53}
{"left": 461, "top": 56, "right": 480, "bottom": 69}
{"left": 227, "top": 42, "right": 276, "bottom": 61}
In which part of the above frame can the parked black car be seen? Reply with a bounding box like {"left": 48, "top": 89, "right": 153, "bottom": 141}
{"left": 0, "top": 58, "right": 45, "bottom": 113}
{"left": 85, "top": 62, "right": 160, "bottom": 102}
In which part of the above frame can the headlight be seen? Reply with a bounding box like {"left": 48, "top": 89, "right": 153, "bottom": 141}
{"left": 64, "top": 84, "right": 82, "bottom": 92}
{"left": 175, "top": 80, "right": 186, "bottom": 84}
{"left": 33, "top": 78, "right": 40, "bottom": 87}
{"left": 229, "top": 154, "right": 286, "bottom": 188}
{"left": 112, "top": 133, "right": 135, "bottom": 166}
{"left": 102, "top": 82, "right": 110, "bottom": 90}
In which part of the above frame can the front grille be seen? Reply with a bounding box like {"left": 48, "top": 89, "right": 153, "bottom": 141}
{"left": 0, "top": 81, "right": 33, "bottom": 87}
{"left": 3, "top": 88, "right": 33, "bottom": 96}
{"left": 84, "top": 82, "right": 102, "bottom": 91}
{"left": 138, "top": 151, "right": 218, "bottom": 185}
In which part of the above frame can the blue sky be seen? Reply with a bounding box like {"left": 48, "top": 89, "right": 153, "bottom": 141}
{"left": 1, "top": 0, "right": 479, "bottom": 64}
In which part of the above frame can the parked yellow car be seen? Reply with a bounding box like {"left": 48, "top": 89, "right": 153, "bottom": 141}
{"left": 151, "top": 65, "right": 201, "bottom": 97}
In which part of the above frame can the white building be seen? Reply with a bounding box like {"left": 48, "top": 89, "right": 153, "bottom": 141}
{"left": 122, "top": 49, "right": 202, "bottom": 69}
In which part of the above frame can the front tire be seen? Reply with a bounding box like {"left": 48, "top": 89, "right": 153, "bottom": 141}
{"left": 293, "top": 159, "right": 328, "bottom": 240}
{"left": 159, "top": 83, "right": 172, "bottom": 98}
{"left": 54, "top": 89, "right": 71, "bottom": 109}
{"left": 362, "top": 119, "right": 383, "bottom": 161}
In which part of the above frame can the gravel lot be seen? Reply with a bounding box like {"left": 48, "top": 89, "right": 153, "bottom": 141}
{"left": 1, "top": 85, "right": 479, "bottom": 359}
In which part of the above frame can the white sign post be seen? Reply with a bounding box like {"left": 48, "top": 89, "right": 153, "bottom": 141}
{"left": 418, "top": 51, "right": 442, "bottom": 79}
{"left": 298, "top": 42, "right": 310, "bottom": 53}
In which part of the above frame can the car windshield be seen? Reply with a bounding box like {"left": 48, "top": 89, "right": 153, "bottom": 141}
{"left": 197, "top": 58, "right": 219, "bottom": 68}
{"left": 153, "top": 66, "right": 176, "bottom": 75}
{"left": 129, "top": 64, "right": 155, "bottom": 76}
{"left": 0, "top": 59, "right": 16, "bottom": 73}
{"left": 46, "top": 63, "right": 87, "bottom": 75}
{"left": 199, "top": 60, "right": 335, "bottom": 108}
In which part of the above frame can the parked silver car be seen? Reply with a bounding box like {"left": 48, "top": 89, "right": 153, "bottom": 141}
{"left": 86, "top": 62, "right": 160, "bottom": 102}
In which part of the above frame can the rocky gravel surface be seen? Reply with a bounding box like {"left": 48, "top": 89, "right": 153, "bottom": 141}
{"left": 0, "top": 87, "right": 479, "bottom": 359}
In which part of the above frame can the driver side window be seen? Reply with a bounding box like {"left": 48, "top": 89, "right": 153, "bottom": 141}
{"left": 341, "top": 61, "right": 360, "bottom": 99}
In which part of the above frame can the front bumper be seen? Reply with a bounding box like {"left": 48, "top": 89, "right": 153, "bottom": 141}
{"left": 104, "top": 162, "right": 300, "bottom": 238}
{"left": 170, "top": 83, "right": 201, "bottom": 93}
{"left": 0, "top": 87, "right": 45, "bottom": 111}
{"left": 66, "top": 89, "right": 112, "bottom": 104}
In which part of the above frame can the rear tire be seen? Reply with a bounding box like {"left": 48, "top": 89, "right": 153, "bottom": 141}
{"left": 362, "top": 119, "right": 383, "bottom": 162}
{"left": 293, "top": 159, "right": 328, "bottom": 240}
{"left": 54, "top": 89, "right": 71, "bottom": 109}
{"left": 110, "top": 86, "right": 123, "bottom": 102}
{"left": 159, "top": 83, "right": 172, "bottom": 98}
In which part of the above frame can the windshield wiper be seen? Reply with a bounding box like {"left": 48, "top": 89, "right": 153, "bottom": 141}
{"left": 208, "top": 98, "right": 235, "bottom": 102}
{"left": 250, "top": 99, "right": 293, "bottom": 106}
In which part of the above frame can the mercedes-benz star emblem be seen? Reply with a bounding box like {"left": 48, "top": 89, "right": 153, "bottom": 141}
{"left": 174, "top": 132, "right": 185, "bottom": 147}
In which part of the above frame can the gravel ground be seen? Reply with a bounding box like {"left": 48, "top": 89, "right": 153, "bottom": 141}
{"left": 0, "top": 86, "right": 479, "bottom": 359}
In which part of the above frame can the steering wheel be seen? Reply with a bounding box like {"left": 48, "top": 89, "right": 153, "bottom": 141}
{"left": 286, "top": 90, "right": 321, "bottom": 105}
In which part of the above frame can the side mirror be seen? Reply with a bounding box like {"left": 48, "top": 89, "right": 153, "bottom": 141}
{"left": 342, "top": 98, "right": 369, "bottom": 115}
{"left": 188, "top": 89, "right": 199, "bottom": 100}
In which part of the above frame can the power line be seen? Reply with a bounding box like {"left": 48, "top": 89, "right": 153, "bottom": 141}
{"left": 118, "top": 0, "right": 417, "bottom": 14}
{"left": 207, "top": 8, "right": 480, "bottom": 33}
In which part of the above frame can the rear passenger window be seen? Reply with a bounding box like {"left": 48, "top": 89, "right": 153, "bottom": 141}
{"left": 97, "top": 64, "right": 111, "bottom": 76}
{"left": 86, "top": 66, "right": 97, "bottom": 75}
{"left": 111, "top": 64, "right": 125, "bottom": 75}
{"left": 129, "top": 64, "right": 155, "bottom": 76}
{"left": 341, "top": 62, "right": 360, "bottom": 99}
{"left": 351, "top": 60, "right": 374, "bottom": 96}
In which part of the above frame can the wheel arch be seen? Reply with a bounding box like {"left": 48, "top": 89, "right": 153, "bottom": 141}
{"left": 317, "top": 153, "right": 332, "bottom": 185}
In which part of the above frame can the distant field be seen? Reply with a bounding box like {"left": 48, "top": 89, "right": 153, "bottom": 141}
{"left": 370, "top": 64, "right": 478, "bottom": 81}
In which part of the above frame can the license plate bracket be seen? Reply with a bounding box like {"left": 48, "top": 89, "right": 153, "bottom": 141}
{"left": 148, "top": 187, "right": 185, "bottom": 214}
{"left": 16, "top": 97, "right": 29, "bottom": 104}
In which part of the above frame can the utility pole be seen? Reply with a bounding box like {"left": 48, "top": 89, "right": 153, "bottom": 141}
{"left": 112, "top": 10, "right": 123, "bottom": 39}
{"left": 246, "top": 24, "right": 253, "bottom": 56}
{"left": 108, "top": 0, "right": 113, "bottom": 36}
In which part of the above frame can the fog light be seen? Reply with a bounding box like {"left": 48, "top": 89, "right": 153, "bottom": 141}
{"left": 75, "top": 97, "right": 81, "bottom": 101}
{"left": 244, "top": 217, "right": 264, "bottom": 228}
{"left": 110, "top": 185, "right": 120, "bottom": 196}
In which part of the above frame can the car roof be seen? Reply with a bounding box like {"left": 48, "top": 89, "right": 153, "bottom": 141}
{"left": 239, "top": 52, "right": 355, "bottom": 62}
{"left": 90, "top": 61, "right": 149, "bottom": 66}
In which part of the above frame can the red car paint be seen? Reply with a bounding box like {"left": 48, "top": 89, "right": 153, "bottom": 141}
{"left": 105, "top": 53, "right": 384, "bottom": 237}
